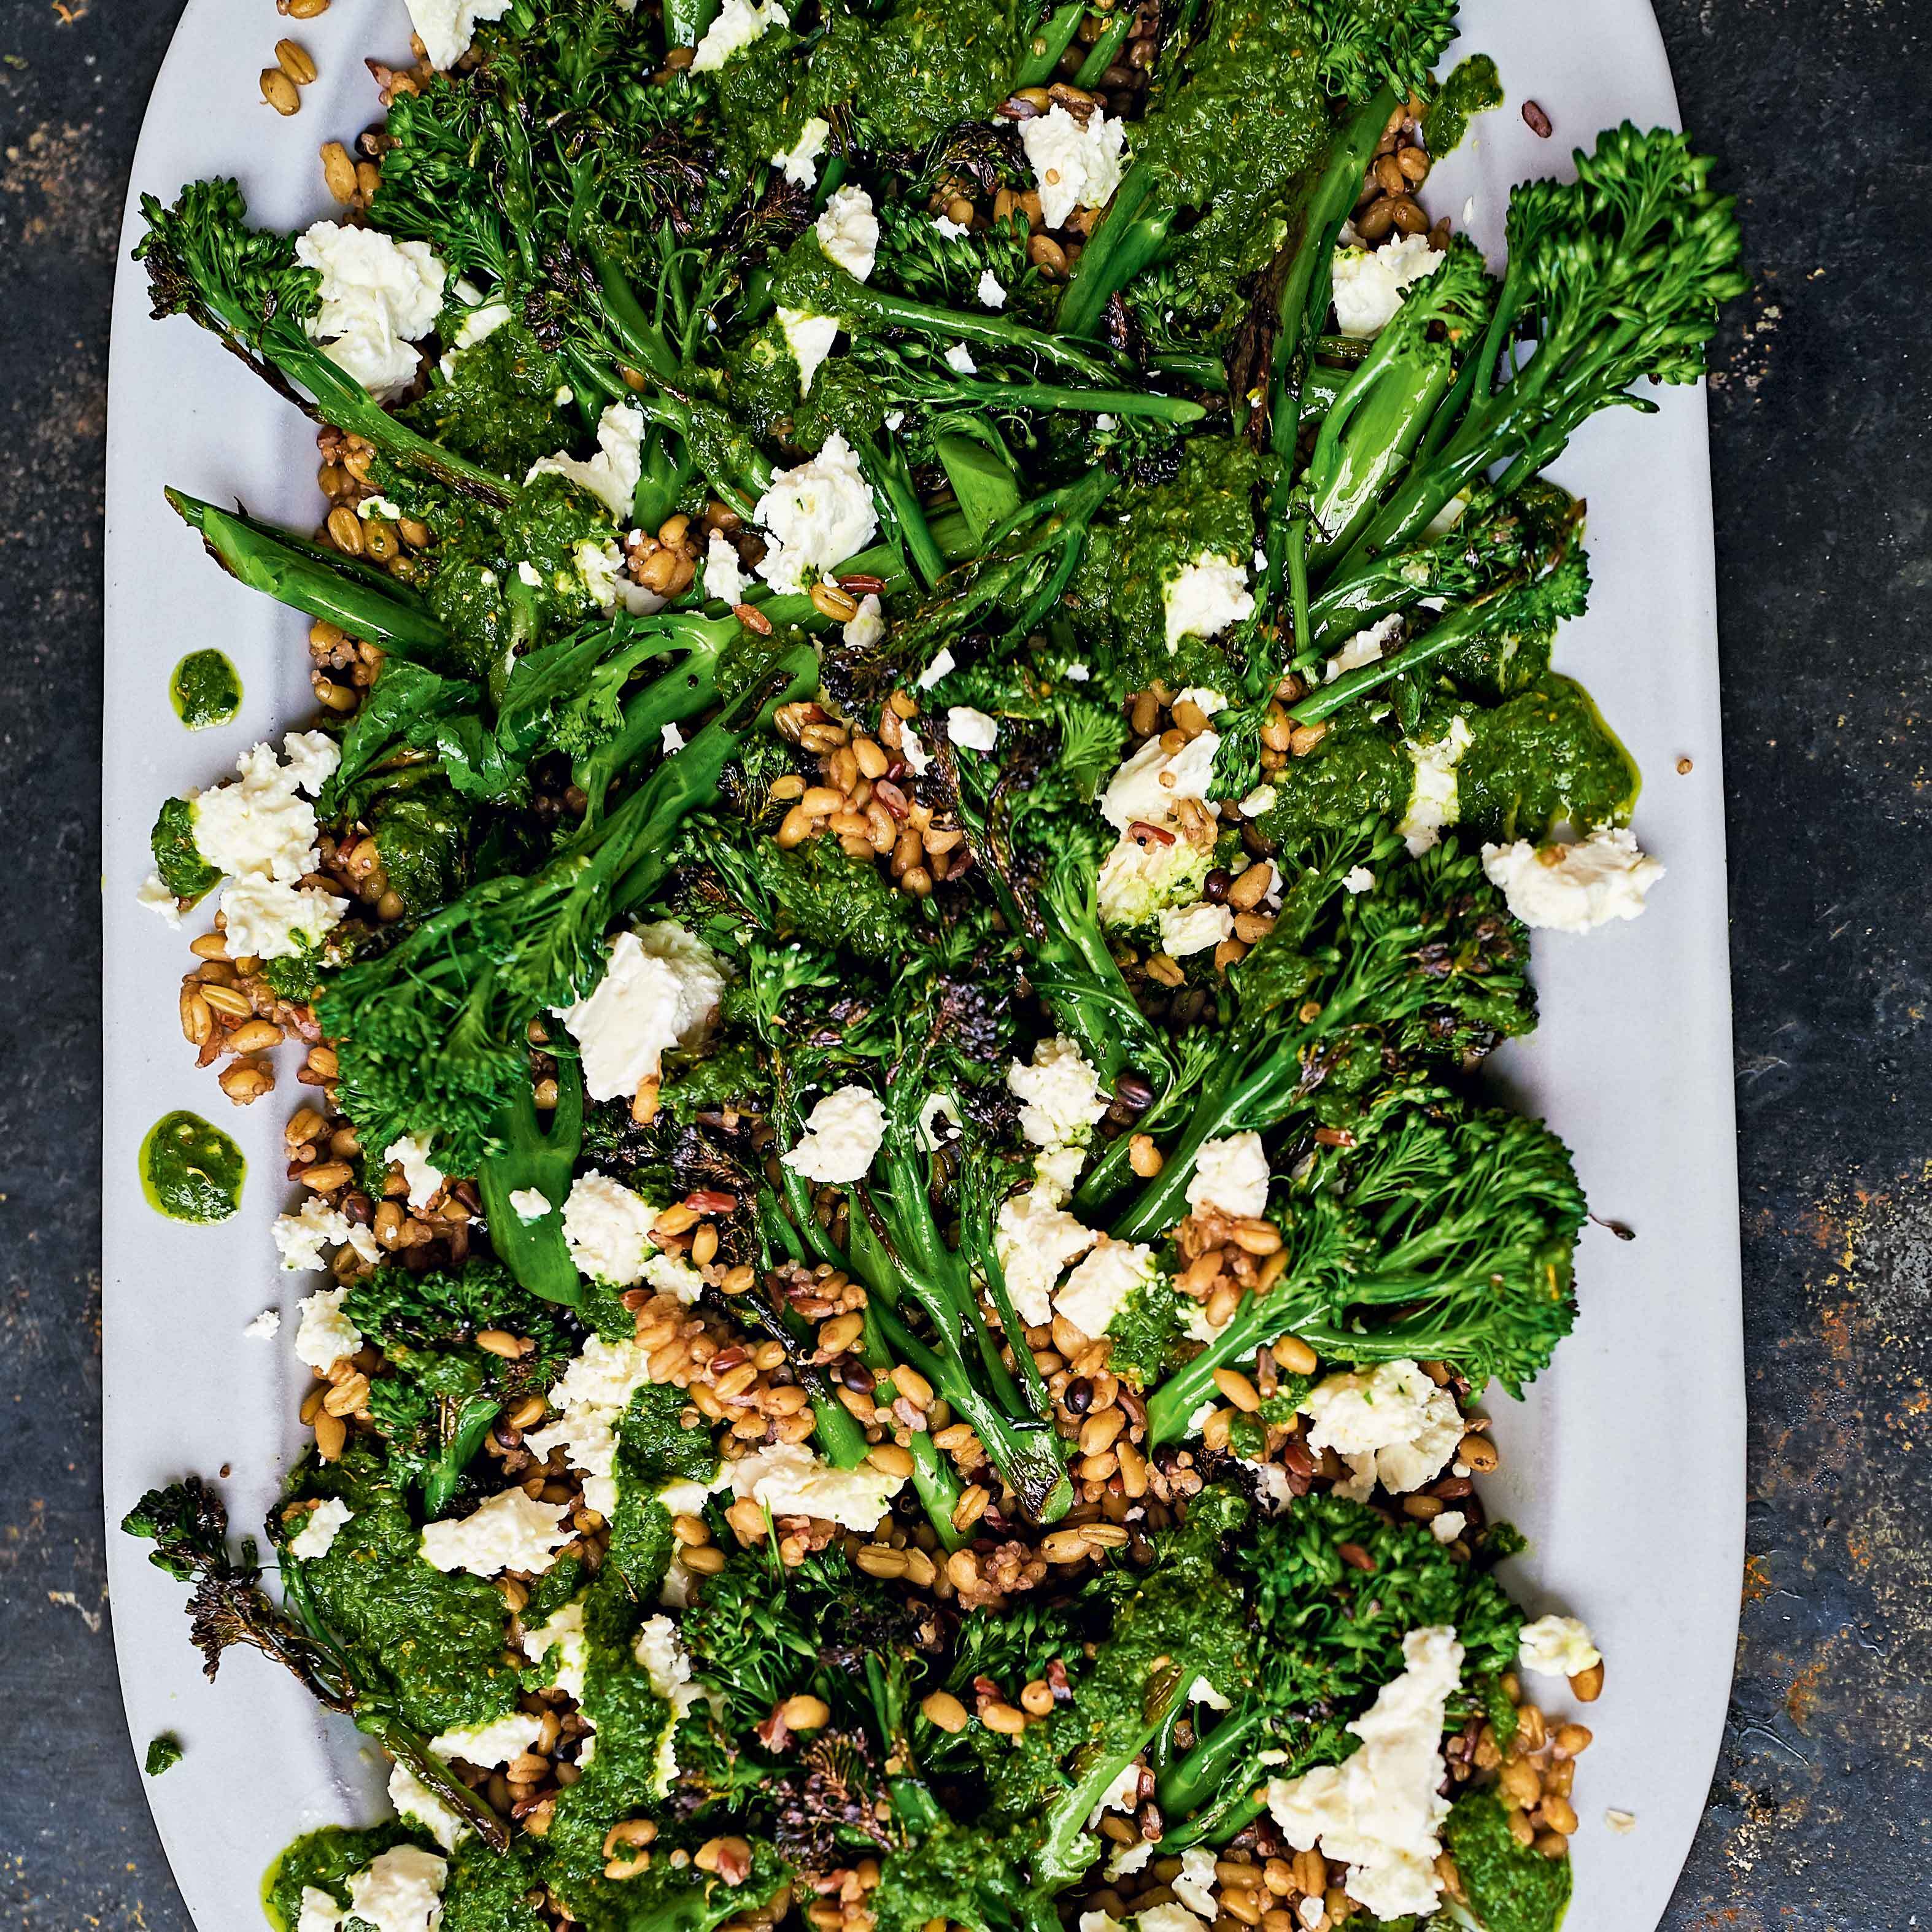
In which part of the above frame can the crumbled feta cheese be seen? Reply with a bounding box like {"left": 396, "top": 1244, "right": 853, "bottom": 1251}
{"left": 782, "top": 1085, "right": 887, "bottom": 1184}
{"left": 1034, "top": 1142, "right": 1086, "bottom": 1201}
{"left": 844, "top": 593, "right": 886, "bottom": 650}
{"left": 1238, "top": 784, "right": 1278, "bottom": 817}
{"left": 1172, "top": 1845, "right": 1221, "bottom": 1919}
{"left": 297, "top": 1885, "right": 343, "bottom": 1932}
{"left": 1301, "top": 1360, "right": 1464, "bottom": 1501}
{"left": 550, "top": 1334, "right": 657, "bottom": 1415}
{"left": 1242, "top": 1459, "right": 1296, "bottom": 1514}
{"left": 528, "top": 401, "right": 644, "bottom": 520}
{"left": 771, "top": 115, "right": 831, "bottom": 187}
{"left": 384, "top": 1134, "right": 444, "bottom": 1210}
{"left": 1331, "top": 233, "right": 1442, "bottom": 338}
{"left": 1159, "top": 900, "right": 1232, "bottom": 957}
{"left": 357, "top": 496, "right": 405, "bottom": 523}
{"left": 948, "top": 705, "right": 999, "bottom": 751}
{"left": 1095, "top": 829, "right": 1214, "bottom": 929}
{"left": 525, "top": 1407, "right": 620, "bottom": 1517}
{"left": 1087, "top": 1759, "right": 1143, "bottom": 1826}
{"left": 976, "top": 269, "right": 1007, "bottom": 309}
{"left": 295, "top": 223, "right": 446, "bottom": 400}
{"left": 1429, "top": 1510, "right": 1467, "bottom": 1544}
{"left": 726, "top": 1439, "right": 903, "bottom": 1531}
{"left": 420, "top": 1486, "right": 572, "bottom": 1577}
{"left": 944, "top": 341, "right": 978, "bottom": 374}
{"left": 1343, "top": 866, "right": 1376, "bottom": 894}
{"left": 1481, "top": 827, "right": 1664, "bottom": 932}
{"left": 508, "top": 1188, "right": 552, "bottom": 1223}
{"left": 404, "top": 0, "right": 511, "bottom": 67}
{"left": 290, "top": 1497, "right": 352, "bottom": 1561}
{"left": 1325, "top": 611, "right": 1403, "bottom": 683}
{"left": 1397, "top": 716, "right": 1473, "bottom": 855}
{"left": 899, "top": 725, "right": 931, "bottom": 776}
{"left": 191, "top": 733, "right": 337, "bottom": 885}
{"left": 293, "top": 1285, "right": 363, "bottom": 1369}
{"left": 1008, "top": 1035, "right": 1110, "bottom": 1150}
{"left": 1163, "top": 555, "right": 1254, "bottom": 648}
{"left": 1424, "top": 490, "right": 1471, "bottom": 539}
{"left": 703, "top": 531, "right": 749, "bottom": 604}
{"left": 691, "top": 0, "right": 788, "bottom": 71}
{"left": 1019, "top": 104, "right": 1127, "bottom": 230}
{"left": 778, "top": 306, "right": 841, "bottom": 394}
{"left": 1055, "top": 1240, "right": 1157, "bottom": 1340}
{"left": 346, "top": 1845, "right": 447, "bottom": 1932}
{"left": 449, "top": 299, "right": 511, "bottom": 352}
{"left": 1080, "top": 1913, "right": 1127, "bottom": 1932}
{"left": 386, "top": 1761, "right": 468, "bottom": 1853}
{"left": 1186, "top": 1132, "right": 1270, "bottom": 1221}
{"left": 520, "top": 1599, "right": 590, "bottom": 1699}
{"left": 635, "top": 1614, "right": 705, "bottom": 1714}
{"left": 933, "top": 214, "right": 969, "bottom": 239}
{"left": 995, "top": 1184, "right": 1099, "bottom": 1326}
{"left": 1106, "top": 1841, "right": 1154, "bottom": 1880}
{"left": 572, "top": 536, "right": 625, "bottom": 608}
{"left": 430, "top": 1709, "right": 546, "bottom": 1768}
{"left": 752, "top": 431, "right": 878, "bottom": 593}
{"left": 136, "top": 871, "right": 182, "bottom": 924}
{"left": 816, "top": 185, "right": 879, "bottom": 282}
{"left": 1065, "top": 661, "right": 1090, "bottom": 681}
{"left": 659, "top": 722, "right": 686, "bottom": 758}
{"left": 557, "top": 921, "right": 727, "bottom": 1102}
{"left": 1189, "top": 1677, "right": 1233, "bottom": 1712}
{"left": 276, "top": 1200, "right": 377, "bottom": 1274}
{"left": 218, "top": 875, "right": 347, "bottom": 960}
{"left": 516, "top": 560, "right": 543, "bottom": 588}
{"left": 1138, "top": 1904, "right": 1209, "bottom": 1932}
{"left": 917, "top": 646, "right": 956, "bottom": 689}
{"left": 1517, "top": 1615, "right": 1602, "bottom": 1679}
{"left": 1099, "top": 729, "right": 1221, "bottom": 830}
{"left": 561, "top": 1173, "right": 661, "bottom": 1287}
{"left": 1265, "top": 1626, "right": 1463, "bottom": 1920}
{"left": 244, "top": 1307, "right": 280, "bottom": 1339}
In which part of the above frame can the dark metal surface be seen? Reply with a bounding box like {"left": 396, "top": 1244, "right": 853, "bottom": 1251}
{"left": 0, "top": 0, "right": 1923, "bottom": 1925}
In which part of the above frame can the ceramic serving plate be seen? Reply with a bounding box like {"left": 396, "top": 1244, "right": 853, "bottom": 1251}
{"left": 101, "top": 2, "right": 1745, "bottom": 1924}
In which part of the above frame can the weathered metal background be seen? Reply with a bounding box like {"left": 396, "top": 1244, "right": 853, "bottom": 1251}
{"left": 0, "top": 0, "right": 1923, "bottom": 1923}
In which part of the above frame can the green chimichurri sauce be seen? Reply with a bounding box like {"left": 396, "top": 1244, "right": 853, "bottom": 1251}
{"left": 140, "top": 1111, "right": 245, "bottom": 1223}
{"left": 1424, "top": 55, "right": 1504, "bottom": 158}
{"left": 168, "top": 649, "right": 242, "bottom": 730}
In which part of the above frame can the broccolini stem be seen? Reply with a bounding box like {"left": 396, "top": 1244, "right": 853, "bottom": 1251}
{"left": 1018, "top": 0, "right": 1090, "bottom": 85}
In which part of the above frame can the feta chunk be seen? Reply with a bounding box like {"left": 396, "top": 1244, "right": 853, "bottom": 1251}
{"left": 1238, "top": 784, "right": 1278, "bottom": 817}
{"left": 244, "top": 1308, "right": 281, "bottom": 1340}
{"left": 1008, "top": 1036, "right": 1110, "bottom": 1150}
{"left": 419, "top": 1487, "right": 572, "bottom": 1577}
{"left": 948, "top": 705, "right": 999, "bottom": 750}
{"left": 295, "top": 223, "right": 446, "bottom": 400}
{"left": 430, "top": 1708, "right": 546, "bottom": 1768}
{"left": 995, "top": 1184, "right": 1099, "bottom": 1327}
{"left": 727, "top": 1439, "right": 904, "bottom": 1530}
{"left": 136, "top": 871, "right": 182, "bottom": 925}
{"left": 1517, "top": 1614, "right": 1602, "bottom": 1679}
{"left": 752, "top": 431, "right": 878, "bottom": 593}
{"left": 703, "top": 531, "right": 749, "bottom": 605}
{"left": 778, "top": 306, "right": 841, "bottom": 395}
{"left": 1343, "top": 866, "right": 1376, "bottom": 894}
{"left": 1481, "top": 827, "right": 1664, "bottom": 932}
{"left": 509, "top": 1188, "right": 552, "bottom": 1223}
{"left": 691, "top": 0, "right": 788, "bottom": 72}
{"left": 386, "top": 1761, "right": 468, "bottom": 1853}
{"left": 345, "top": 1845, "right": 447, "bottom": 1932}
{"left": 218, "top": 875, "right": 347, "bottom": 960}
{"left": 933, "top": 214, "right": 969, "bottom": 239}
{"left": 1397, "top": 716, "right": 1473, "bottom": 856}
{"left": 1265, "top": 1626, "right": 1463, "bottom": 1920}
{"left": 1301, "top": 1360, "right": 1464, "bottom": 1501}
{"left": 520, "top": 1599, "right": 590, "bottom": 1699}
{"left": 1055, "top": 1240, "right": 1157, "bottom": 1340}
{"left": 1019, "top": 104, "right": 1127, "bottom": 230}
{"left": 384, "top": 1133, "right": 444, "bottom": 1210}
{"left": 771, "top": 115, "right": 831, "bottom": 187}
{"left": 1325, "top": 611, "right": 1402, "bottom": 683}
{"left": 191, "top": 734, "right": 336, "bottom": 885}
{"left": 662, "top": 722, "right": 685, "bottom": 754}
{"left": 1185, "top": 1132, "right": 1270, "bottom": 1221}
{"left": 561, "top": 1173, "right": 662, "bottom": 1288}
{"left": 1159, "top": 900, "right": 1232, "bottom": 957}
{"left": 275, "top": 1200, "right": 377, "bottom": 1273}
{"left": 1099, "top": 730, "right": 1221, "bottom": 830}
{"left": 527, "top": 401, "right": 644, "bottom": 520}
{"left": 1331, "top": 233, "right": 1442, "bottom": 339}
{"left": 916, "top": 646, "right": 955, "bottom": 689}
{"left": 1164, "top": 555, "right": 1254, "bottom": 648}
{"left": 1172, "top": 1846, "right": 1221, "bottom": 1920}
{"left": 288, "top": 1497, "right": 352, "bottom": 1561}
{"left": 943, "top": 341, "right": 978, "bottom": 374}
{"left": 297, "top": 1887, "right": 343, "bottom": 1932}
{"left": 1095, "top": 828, "right": 1213, "bottom": 930}
{"left": 1429, "top": 1509, "right": 1467, "bottom": 1544}
{"left": 816, "top": 185, "right": 880, "bottom": 282}
{"left": 404, "top": 0, "right": 511, "bottom": 68}
{"left": 573, "top": 536, "right": 626, "bottom": 608}
{"left": 782, "top": 1084, "right": 887, "bottom": 1184}
{"left": 843, "top": 593, "right": 886, "bottom": 650}
{"left": 292, "top": 1285, "right": 363, "bottom": 1369}
{"left": 976, "top": 269, "right": 1007, "bottom": 309}
{"left": 557, "top": 921, "right": 727, "bottom": 1102}
{"left": 1139, "top": 1905, "right": 1209, "bottom": 1932}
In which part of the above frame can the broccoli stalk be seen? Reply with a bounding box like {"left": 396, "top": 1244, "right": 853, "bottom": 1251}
{"left": 474, "top": 1059, "right": 585, "bottom": 1306}
{"left": 121, "top": 1478, "right": 509, "bottom": 1850}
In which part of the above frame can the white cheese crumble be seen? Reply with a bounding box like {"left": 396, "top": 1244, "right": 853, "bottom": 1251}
{"left": 1163, "top": 555, "right": 1254, "bottom": 648}
{"left": 1517, "top": 1614, "right": 1602, "bottom": 1679}
{"left": 404, "top": 0, "right": 511, "bottom": 68}
{"left": 1265, "top": 1626, "right": 1463, "bottom": 1920}
{"left": 275, "top": 1199, "right": 379, "bottom": 1273}
{"left": 386, "top": 1761, "right": 468, "bottom": 1853}
{"left": 295, "top": 223, "right": 447, "bottom": 400}
{"left": 1238, "top": 784, "right": 1278, "bottom": 817}
{"left": 917, "top": 646, "right": 956, "bottom": 689}
{"left": 691, "top": 0, "right": 788, "bottom": 72}
{"left": 1331, "top": 233, "right": 1442, "bottom": 339}
{"left": 752, "top": 431, "right": 879, "bottom": 593}
{"left": 976, "top": 269, "right": 1007, "bottom": 309}
{"left": 345, "top": 1845, "right": 448, "bottom": 1932}
{"left": 560, "top": 1173, "right": 662, "bottom": 1288}
{"left": 289, "top": 1497, "right": 352, "bottom": 1561}
{"left": 782, "top": 1084, "right": 888, "bottom": 1184}
{"left": 220, "top": 874, "right": 347, "bottom": 961}
{"left": 1019, "top": 104, "right": 1127, "bottom": 230}
{"left": 816, "top": 185, "right": 880, "bottom": 282}
{"left": 1008, "top": 1035, "right": 1110, "bottom": 1151}
{"left": 1185, "top": 1132, "right": 1269, "bottom": 1220}
{"left": 1481, "top": 827, "right": 1664, "bottom": 932}
{"left": 995, "top": 1184, "right": 1099, "bottom": 1327}
{"left": 508, "top": 1187, "right": 553, "bottom": 1223}
{"left": 1429, "top": 1509, "right": 1467, "bottom": 1544}
{"left": 933, "top": 214, "right": 969, "bottom": 239}
{"left": 293, "top": 1285, "right": 363, "bottom": 1369}
{"left": 430, "top": 1709, "right": 546, "bottom": 1768}
{"left": 384, "top": 1133, "right": 445, "bottom": 1210}
{"left": 1301, "top": 1360, "right": 1464, "bottom": 1501}
{"left": 244, "top": 1307, "right": 281, "bottom": 1339}
{"left": 844, "top": 593, "right": 886, "bottom": 650}
{"left": 1139, "top": 1904, "right": 1208, "bottom": 1932}
{"left": 703, "top": 531, "right": 749, "bottom": 604}
{"left": 726, "top": 1439, "right": 904, "bottom": 1530}
{"left": 573, "top": 536, "right": 625, "bottom": 608}
{"left": 899, "top": 725, "right": 930, "bottom": 776}
{"left": 1172, "top": 1845, "right": 1221, "bottom": 1920}
{"left": 556, "top": 920, "right": 727, "bottom": 1102}
{"left": 661, "top": 722, "right": 686, "bottom": 755}
{"left": 419, "top": 1487, "right": 573, "bottom": 1577}
{"left": 527, "top": 400, "right": 645, "bottom": 521}
{"left": 297, "top": 1887, "right": 344, "bottom": 1932}
{"left": 520, "top": 1599, "right": 590, "bottom": 1699}
{"left": 778, "top": 306, "right": 841, "bottom": 395}
{"left": 1055, "top": 1239, "right": 1157, "bottom": 1340}
{"left": 1397, "top": 715, "right": 1473, "bottom": 855}
{"left": 1099, "top": 728, "right": 1221, "bottom": 830}
{"left": 1159, "top": 900, "right": 1232, "bottom": 957}
{"left": 771, "top": 115, "right": 831, "bottom": 187}
{"left": 943, "top": 341, "right": 979, "bottom": 374}
{"left": 1095, "top": 830, "right": 1213, "bottom": 930}
{"left": 136, "top": 871, "right": 182, "bottom": 925}
{"left": 191, "top": 732, "right": 338, "bottom": 884}
{"left": 1343, "top": 865, "right": 1376, "bottom": 894}
{"left": 1325, "top": 611, "right": 1403, "bottom": 682}
{"left": 948, "top": 705, "right": 999, "bottom": 750}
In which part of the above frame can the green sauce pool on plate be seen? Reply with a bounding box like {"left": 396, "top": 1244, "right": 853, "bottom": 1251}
{"left": 168, "top": 649, "right": 242, "bottom": 730}
{"left": 140, "top": 1110, "right": 244, "bottom": 1223}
